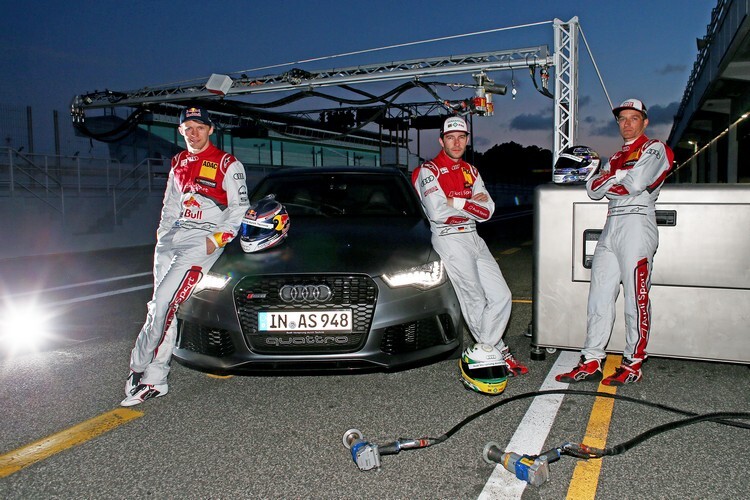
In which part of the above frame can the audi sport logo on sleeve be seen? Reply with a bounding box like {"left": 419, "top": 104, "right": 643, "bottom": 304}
{"left": 279, "top": 284, "right": 333, "bottom": 303}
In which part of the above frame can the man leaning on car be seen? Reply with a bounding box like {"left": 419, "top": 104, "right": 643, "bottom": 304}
{"left": 121, "top": 106, "right": 249, "bottom": 407}
{"left": 411, "top": 116, "right": 528, "bottom": 377}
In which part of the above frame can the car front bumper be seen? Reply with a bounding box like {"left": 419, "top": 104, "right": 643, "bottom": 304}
{"left": 174, "top": 274, "right": 463, "bottom": 372}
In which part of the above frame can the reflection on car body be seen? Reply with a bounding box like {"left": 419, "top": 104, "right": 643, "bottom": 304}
{"left": 175, "top": 167, "right": 464, "bottom": 372}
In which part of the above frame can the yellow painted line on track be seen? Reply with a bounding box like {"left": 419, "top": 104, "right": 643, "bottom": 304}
{"left": 0, "top": 408, "right": 143, "bottom": 478}
{"left": 206, "top": 373, "right": 234, "bottom": 379}
{"left": 565, "top": 354, "right": 623, "bottom": 500}
{"left": 512, "top": 298, "right": 533, "bottom": 304}
{"left": 500, "top": 247, "right": 521, "bottom": 255}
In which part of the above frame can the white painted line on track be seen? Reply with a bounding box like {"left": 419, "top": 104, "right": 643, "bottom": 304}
{"left": 478, "top": 350, "right": 580, "bottom": 499}
{"left": 9, "top": 272, "right": 152, "bottom": 297}
{"left": 47, "top": 284, "right": 153, "bottom": 306}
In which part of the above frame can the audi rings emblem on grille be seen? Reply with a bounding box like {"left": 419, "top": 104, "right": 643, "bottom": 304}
{"left": 279, "top": 284, "right": 333, "bottom": 303}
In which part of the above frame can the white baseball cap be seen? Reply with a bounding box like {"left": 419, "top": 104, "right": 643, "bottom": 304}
{"left": 612, "top": 98, "right": 647, "bottom": 118}
{"left": 442, "top": 116, "right": 469, "bottom": 135}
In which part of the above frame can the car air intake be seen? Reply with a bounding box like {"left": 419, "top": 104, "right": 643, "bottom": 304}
{"left": 380, "top": 313, "right": 458, "bottom": 354}
{"left": 177, "top": 321, "right": 236, "bottom": 358}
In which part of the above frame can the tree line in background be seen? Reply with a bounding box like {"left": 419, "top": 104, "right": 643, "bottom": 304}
{"left": 471, "top": 141, "right": 553, "bottom": 186}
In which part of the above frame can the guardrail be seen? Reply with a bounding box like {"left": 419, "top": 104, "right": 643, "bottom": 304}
{"left": 112, "top": 158, "right": 168, "bottom": 223}
{"left": 0, "top": 148, "right": 126, "bottom": 194}
{"left": 0, "top": 148, "right": 170, "bottom": 223}
{"left": 0, "top": 147, "right": 67, "bottom": 216}
{"left": 2, "top": 148, "right": 534, "bottom": 224}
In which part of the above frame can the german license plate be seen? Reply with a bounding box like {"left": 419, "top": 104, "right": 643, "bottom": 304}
{"left": 258, "top": 310, "right": 352, "bottom": 332}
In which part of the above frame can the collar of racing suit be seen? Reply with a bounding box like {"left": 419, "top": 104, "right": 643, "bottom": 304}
{"left": 432, "top": 149, "right": 468, "bottom": 170}
{"left": 620, "top": 134, "right": 649, "bottom": 153}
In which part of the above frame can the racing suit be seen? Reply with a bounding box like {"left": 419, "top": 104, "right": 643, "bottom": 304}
{"left": 411, "top": 150, "right": 512, "bottom": 349}
{"left": 129, "top": 143, "right": 249, "bottom": 386}
{"left": 583, "top": 134, "right": 673, "bottom": 363}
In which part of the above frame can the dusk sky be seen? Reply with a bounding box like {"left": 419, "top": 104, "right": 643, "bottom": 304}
{"left": 0, "top": 1, "right": 715, "bottom": 159}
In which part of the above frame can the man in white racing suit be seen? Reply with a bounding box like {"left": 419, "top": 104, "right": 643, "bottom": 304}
{"left": 556, "top": 98, "right": 674, "bottom": 386}
{"left": 411, "top": 116, "right": 528, "bottom": 376}
{"left": 122, "top": 106, "right": 249, "bottom": 406}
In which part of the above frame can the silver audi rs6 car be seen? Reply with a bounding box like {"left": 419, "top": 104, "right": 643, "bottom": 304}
{"left": 174, "top": 167, "right": 464, "bottom": 372}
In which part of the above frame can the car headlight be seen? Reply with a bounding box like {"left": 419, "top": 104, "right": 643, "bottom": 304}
{"left": 381, "top": 261, "right": 446, "bottom": 290}
{"left": 193, "top": 272, "right": 231, "bottom": 293}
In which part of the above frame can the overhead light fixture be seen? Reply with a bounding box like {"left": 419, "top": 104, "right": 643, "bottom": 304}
{"left": 206, "top": 74, "right": 233, "bottom": 96}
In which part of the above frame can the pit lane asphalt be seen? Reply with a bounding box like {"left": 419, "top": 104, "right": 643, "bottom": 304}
{"left": 1, "top": 212, "right": 748, "bottom": 499}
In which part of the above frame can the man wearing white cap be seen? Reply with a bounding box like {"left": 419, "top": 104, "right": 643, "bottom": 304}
{"left": 556, "top": 98, "right": 674, "bottom": 386}
{"left": 411, "top": 116, "right": 529, "bottom": 377}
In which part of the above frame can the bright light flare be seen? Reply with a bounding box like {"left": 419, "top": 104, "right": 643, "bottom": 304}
{"left": 0, "top": 299, "right": 56, "bottom": 353}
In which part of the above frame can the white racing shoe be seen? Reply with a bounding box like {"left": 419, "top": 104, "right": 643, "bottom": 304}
{"left": 120, "top": 383, "right": 168, "bottom": 407}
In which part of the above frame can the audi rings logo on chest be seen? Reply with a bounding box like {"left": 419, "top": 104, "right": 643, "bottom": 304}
{"left": 279, "top": 284, "right": 332, "bottom": 303}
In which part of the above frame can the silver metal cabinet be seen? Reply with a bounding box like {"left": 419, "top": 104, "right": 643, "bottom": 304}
{"left": 532, "top": 183, "right": 750, "bottom": 364}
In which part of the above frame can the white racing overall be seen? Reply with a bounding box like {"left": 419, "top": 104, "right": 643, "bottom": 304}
{"left": 583, "top": 134, "right": 674, "bottom": 362}
{"left": 412, "top": 150, "right": 512, "bottom": 349}
{"left": 129, "top": 143, "right": 249, "bottom": 386}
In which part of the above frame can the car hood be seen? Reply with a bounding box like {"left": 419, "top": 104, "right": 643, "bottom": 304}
{"left": 214, "top": 216, "right": 437, "bottom": 277}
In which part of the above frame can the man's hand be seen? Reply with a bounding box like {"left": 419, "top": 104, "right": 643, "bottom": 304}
{"left": 207, "top": 231, "right": 233, "bottom": 254}
{"left": 589, "top": 169, "right": 616, "bottom": 192}
{"left": 472, "top": 192, "right": 489, "bottom": 202}
{"left": 206, "top": 237, "right": 217, "bottom": 255}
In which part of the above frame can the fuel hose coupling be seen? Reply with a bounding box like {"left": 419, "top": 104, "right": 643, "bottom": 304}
{"left": 483, "top": 442, "right": 561, "bottom": 487}
{"left": 343, "top": 429, "right": 381, "bottom": 471}
{"left": 343, "top": 428, "right": 432, "bottom": 471}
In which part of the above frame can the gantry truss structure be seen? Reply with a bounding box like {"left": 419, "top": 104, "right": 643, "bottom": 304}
{"left": 71, "top": 18, "right": 580, "bottom": 162}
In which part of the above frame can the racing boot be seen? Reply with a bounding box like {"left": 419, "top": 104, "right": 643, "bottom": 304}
{"left": 120, "top": 383, "right": 168, "bottom": 407}
{"left": 555, "top": 356, "right": 603, "bottom": 383}
{"left": 601, "top": 358, "right": 643, "bottom": 386}
{"left": 500, "top": 347, "right": 529, "bottom": 377}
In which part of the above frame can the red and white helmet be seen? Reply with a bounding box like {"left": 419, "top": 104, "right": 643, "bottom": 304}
{"left": 240, "top": 194, "right": 290, "bottom": 253}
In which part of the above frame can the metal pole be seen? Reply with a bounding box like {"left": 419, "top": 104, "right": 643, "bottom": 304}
{"left": 8, "top": 148, "right": 14, "bottom": 195}
{"left": 26, "top": 106, "right": 34, "bottom": 153}
{"left": 552, "top": 17, "right": 579, "bottom": 169}
{"left": 53, "top": 110, "right": 60, "bottom": 159}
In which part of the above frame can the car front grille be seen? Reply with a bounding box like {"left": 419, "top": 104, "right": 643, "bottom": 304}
{"left": 234, "top": 274, "right": 377, "bottom": 354}
{"left": 380, "top": 313, "right": 457, "bottom": 354}
{"left": 177, "top": 321, "right": 236, "bottom": 358}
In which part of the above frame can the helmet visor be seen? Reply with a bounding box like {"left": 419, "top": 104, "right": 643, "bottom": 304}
{"left": 241, "top": 221, "right": 276, "bottom": 241}
{"left": 461, "top": 361, "right": 509, "bottom": 381}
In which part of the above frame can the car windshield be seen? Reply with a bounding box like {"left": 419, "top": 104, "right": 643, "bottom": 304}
{"left": 250, "top": 171, "right": 422, "bottom": 217}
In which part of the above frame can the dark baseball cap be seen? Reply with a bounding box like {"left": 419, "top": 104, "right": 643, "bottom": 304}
{"left": 179, "top": 106, "right": 213, "bottom": 125}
